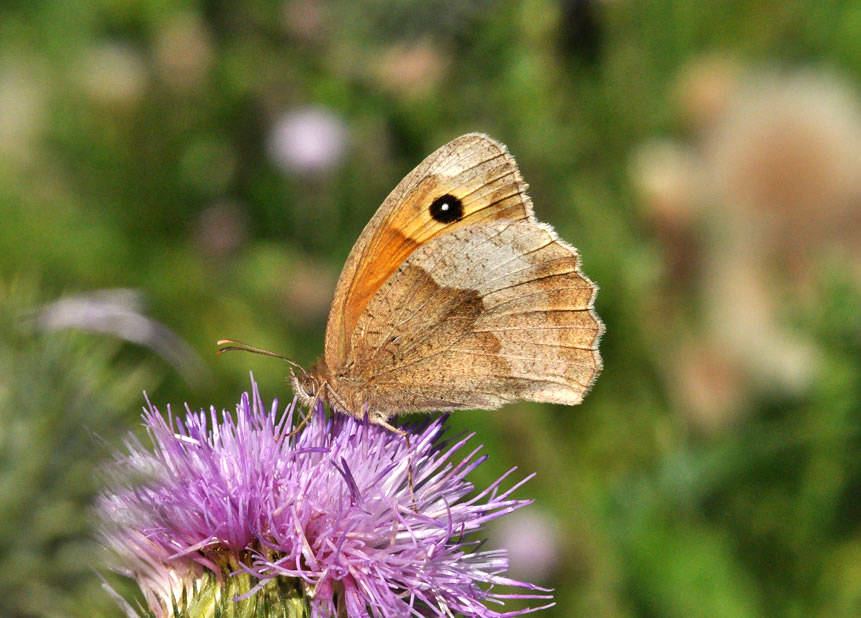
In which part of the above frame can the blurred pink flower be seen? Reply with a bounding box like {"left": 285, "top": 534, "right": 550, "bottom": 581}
{"left": 493, "top": 509, "right": 560, "bottom": 583}
{"left": 194, "top": 201, "right": 248, "bottom": 259}
{"left": 267, "top": 107, "right": 348, "bottom": 175}
{"left": 694, "top": 68, "right": 858, "bottom": 393}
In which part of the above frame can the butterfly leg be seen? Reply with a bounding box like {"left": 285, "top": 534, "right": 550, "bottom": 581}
{"left": 285, "top": 379, "right": 329, "bottom": 438}
{"left": 285, "top": 400, "right": 313, "bottom": 438}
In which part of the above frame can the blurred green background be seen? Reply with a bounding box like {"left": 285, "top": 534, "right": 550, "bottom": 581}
{"left": 1, "top": 1, "right": 859, "bottom": 616}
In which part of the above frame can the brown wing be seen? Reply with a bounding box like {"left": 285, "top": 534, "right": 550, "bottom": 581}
{"left": 323, "top": 134, "right": 533, "bottom": 367}
{"left": 346, "top": 221, "right": 604, "bottom": 415}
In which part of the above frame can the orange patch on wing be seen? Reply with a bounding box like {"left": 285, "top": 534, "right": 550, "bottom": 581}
{"left": 343, "top": 227, "right": 420, "bottom": 341}
{"left": 340, "top": 167, "right": 529, "bottom": 348}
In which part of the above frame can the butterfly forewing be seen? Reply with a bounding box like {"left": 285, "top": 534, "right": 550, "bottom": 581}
{"left": 324, "top": 134, "right": 532, "bottom": 365}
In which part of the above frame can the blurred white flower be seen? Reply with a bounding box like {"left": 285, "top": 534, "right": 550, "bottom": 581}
{"left": 29, "top": 289, "right": 208, "bottom": 384}
{"left": 267, "top": 107, "right": 348, "bottom": 175}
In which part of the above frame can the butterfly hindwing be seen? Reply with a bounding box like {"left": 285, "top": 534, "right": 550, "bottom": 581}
{"left": 346, "top": 220, "right": 603, "bottom": 413}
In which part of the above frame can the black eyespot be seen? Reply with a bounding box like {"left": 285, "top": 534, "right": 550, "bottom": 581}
{"left": 429, "top": 194, "right": 464, "bottom": 223}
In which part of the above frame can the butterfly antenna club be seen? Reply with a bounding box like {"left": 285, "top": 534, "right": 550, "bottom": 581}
{"left": 216, "top": 339, "right": 307, "bottom": 374}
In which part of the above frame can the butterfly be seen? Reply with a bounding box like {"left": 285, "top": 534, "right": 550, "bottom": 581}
{"left": 222, "top": 134, "right": 603, "bottom": 428}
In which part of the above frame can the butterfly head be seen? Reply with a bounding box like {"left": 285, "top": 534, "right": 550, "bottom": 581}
{"left": 290, "top": 369, "right": 320, "bottom": 409}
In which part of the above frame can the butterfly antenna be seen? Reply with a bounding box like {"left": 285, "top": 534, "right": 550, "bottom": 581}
{"left": 216, "top": 339, "right": 306, "bottom": 374}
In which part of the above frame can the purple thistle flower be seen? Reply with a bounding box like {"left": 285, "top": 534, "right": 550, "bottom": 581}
{"left": 97, "top": 377, "right": 553, "bottom": 617}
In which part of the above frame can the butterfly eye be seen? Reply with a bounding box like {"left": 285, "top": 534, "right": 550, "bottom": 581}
{"left": 299, "top": 375, "right": 318, "bottom": 398}
{"left": 429, "top": 194, "right": 464, "bottom": 223}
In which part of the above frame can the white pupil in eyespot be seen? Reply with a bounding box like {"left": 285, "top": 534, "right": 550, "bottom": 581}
{"left": 440, "top": 202, "right": 450, "bottom": 211}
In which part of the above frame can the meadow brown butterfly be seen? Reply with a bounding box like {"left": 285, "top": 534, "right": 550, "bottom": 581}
{"left": 223, "top": 134, "right": 603, "bottom": 425}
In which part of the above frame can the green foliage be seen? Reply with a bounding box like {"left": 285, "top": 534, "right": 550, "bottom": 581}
{"left": 0, "top": 280, "right": 154, "bottom": 617}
